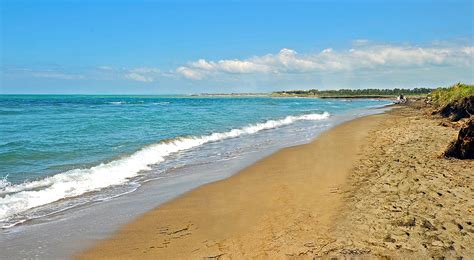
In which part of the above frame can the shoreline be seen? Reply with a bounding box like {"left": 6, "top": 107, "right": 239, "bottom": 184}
{"left": 1, "top": 97, "right": 390, "bottom": 230}
{"left": 1, "top": 104, "right": 390, "bottom": 259}
{"left": 78, "top": 111, "right": 389, "bottom": 258}
{"left": 79, "top": 105, "right": 473, "bottom": 258}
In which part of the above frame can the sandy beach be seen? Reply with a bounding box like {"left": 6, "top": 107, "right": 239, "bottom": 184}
{"left": 3, "top": 1, "right": 473, "bottom": 259}
{"left": 79, "top": 107, "right": 473, "bottom": 259}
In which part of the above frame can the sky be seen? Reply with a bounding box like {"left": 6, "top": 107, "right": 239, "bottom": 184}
{"left": 0, "top": 0, "right": 473, "bottom": 94}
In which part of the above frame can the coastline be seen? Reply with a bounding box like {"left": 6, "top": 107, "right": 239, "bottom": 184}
{"left": 1, "top": 102, "right": 389, "bottom": 259}
{"left": 79, "top": 105, "right": 473, "bottom": 259}
{"left": 78, "top": 112, "right": 388, "bottom": 259}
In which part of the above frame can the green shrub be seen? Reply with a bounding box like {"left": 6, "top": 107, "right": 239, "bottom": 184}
{"left": 429, "top": 83, "right": 474, "bottom": 107}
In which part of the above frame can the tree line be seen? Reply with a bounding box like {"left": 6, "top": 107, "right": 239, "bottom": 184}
{"left": 273, "top": 88, "right": 433, "bottom": 97}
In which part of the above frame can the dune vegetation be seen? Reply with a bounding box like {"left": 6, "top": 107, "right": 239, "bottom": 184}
{"left": 429, "top": 83, "right": 474, "bottom": 107}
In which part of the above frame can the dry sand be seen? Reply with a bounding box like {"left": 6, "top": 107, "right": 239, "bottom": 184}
{"left": 325, "top": 107, "right": 474, "bottom": 259}
{"left": 78, "top": 107, "right": 473, "bottom": 259}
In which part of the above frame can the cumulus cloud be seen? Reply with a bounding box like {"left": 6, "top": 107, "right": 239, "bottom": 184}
{"left": 178, "top": 58, "right": 272, "bottom": 79}
{"left": 3, "top": 40, "right": 472, "bottom": 89}
{"left": 175, "top": 43, "right": 474, "bottom": 80}
{"left": 176, "top": 66, "right": 205, "bottom": 80}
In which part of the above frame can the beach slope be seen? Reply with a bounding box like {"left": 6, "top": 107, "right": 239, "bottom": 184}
{"left": 79, "top": 113, "right": 387, "bottom": 259}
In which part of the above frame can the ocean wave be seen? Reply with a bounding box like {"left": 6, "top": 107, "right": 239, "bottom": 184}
{"left": 152, "top": 102, "right": 170, "bottom": 105}
{"left": 0, "top": 112, "right": 329, "bottom": 222}
{"left": 0, "top": 175, "right": 10, "bottom": 190}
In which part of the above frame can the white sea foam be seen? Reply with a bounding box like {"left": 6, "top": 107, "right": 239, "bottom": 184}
{"left": 0, "top": 175, "right": 10, "bottom": 190}
{"left": 0, "top": 112, "right": 329, "bottom": 222}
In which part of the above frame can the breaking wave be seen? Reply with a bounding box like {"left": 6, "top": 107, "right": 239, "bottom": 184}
{"left": 0, "top": 112, "right": 329, "bottom": 222}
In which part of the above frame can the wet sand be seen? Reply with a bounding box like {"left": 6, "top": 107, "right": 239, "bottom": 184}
{"left": 79, "top": 107, "right": 473, "bottom": 259}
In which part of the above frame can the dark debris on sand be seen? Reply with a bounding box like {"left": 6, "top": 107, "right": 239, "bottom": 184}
{"left": 444, "top": 119, "right": 474, "bottom": 159}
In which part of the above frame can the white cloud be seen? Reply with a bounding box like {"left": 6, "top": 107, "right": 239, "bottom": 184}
{"left": 217, "top": 60, "right": 271, "bottom": 73}
{"left": 75, "top": 66, "right": 163, "bottom": 82}
{"left": 176, "top": 66, "right": 205, "bottom": 80}
{"left": 32, "top": 72, "right": 85, "bottom": 80}
{"left": 189, "top": 59, "right": 215, "bottom": 70}
{"left": 321, "top": 48, "right": 333, "bottom": 53}
{"left": 97, "top": 66, "right": 114, "bottom": 71}
{"left": 123, "top": 67, "right": 161, "bottom": 82}
{"left": 175, "top": 43, "right": 474, "bottom": 80}
{"left": 352, "top": 39, "right": 370, "bottom": 46}
{"left": 4, "top": 40, "right": 471, "bottom": 90}
{"left": 461, "top": 46, "right": 474, "bottom": 55}
{"left": 130, "top": 67, "right": 161, "bottom": 74}
{"left": 124, "top": 72, "right": 154, "bottom": 82}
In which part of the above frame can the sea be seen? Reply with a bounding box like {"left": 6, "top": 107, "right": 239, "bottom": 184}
{"left": 0, "top": 95, "right": 390, "bottom": 258}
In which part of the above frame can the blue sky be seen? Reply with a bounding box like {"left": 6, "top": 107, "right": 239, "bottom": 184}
{"left": 1, "top": 0, "right": 473, "bottom": 94}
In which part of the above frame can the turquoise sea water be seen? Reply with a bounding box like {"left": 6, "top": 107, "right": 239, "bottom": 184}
{"left": 0, "top": 95, "right": 389, "bottom": 227}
